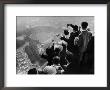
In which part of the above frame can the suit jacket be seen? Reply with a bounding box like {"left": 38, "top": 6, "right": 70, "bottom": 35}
{"left": 78, "top": 30, "right": 92, "bottom": 53}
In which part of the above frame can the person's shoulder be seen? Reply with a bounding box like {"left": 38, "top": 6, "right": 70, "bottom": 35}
{"left": 81, "top": 31, "right": 89, "bottom": 36}
{"left": 87, "top": 31, "right": 92, "bottom": 36}
{"left": 88, "top": 31, "right": 92, "bottom": 34}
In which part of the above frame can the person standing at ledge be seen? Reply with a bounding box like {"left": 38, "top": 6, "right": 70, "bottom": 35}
{"left": 77, "top": 22, "right": 92, "bottom": 63}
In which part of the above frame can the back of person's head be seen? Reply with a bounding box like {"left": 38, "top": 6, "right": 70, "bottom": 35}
{"left": 81, "top": 22, "right": 88, "bottom": 30}
{"left": 46, "top": 47, "right": 51, "bottom": 55}
{"left": 73, "top": 25, "right": 78, "bottom": 32}
{"left": 67, "top": 24, "right": 72, "bottom": 27}
{"left": 54, "top": 47, "right": 61, "bottom": 54}
{"left": 67, "top": 24, "right": 74, "bottom": 28}
{"left": 44, "top": 65, "right": 57, "bottom": 74}
{"left": 27, "top": 68, "right": 38, "bottom": 74}
{"left": 64, "top": 29, "right": 69, "bottom": 35}
{"left": 53, "top": 56, "right": 60, "bottom": 65}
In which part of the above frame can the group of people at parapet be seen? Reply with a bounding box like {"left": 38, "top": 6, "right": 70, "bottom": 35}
{"left": 27, "top": 21, "right": 94, "bottom": 74}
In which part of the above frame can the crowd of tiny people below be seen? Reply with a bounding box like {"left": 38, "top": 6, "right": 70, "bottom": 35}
{"left": 17, "top": 21, "right": 94, "bottom": 74}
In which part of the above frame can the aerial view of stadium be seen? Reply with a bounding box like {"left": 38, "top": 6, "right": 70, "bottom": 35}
{"left": 16, "top": 16, "right": 94, "bottom": 74}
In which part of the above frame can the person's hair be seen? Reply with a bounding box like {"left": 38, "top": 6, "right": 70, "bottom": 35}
{"left": 27, "top": 68, "right": 37, "bottom": 74}
{"left": 46, "top": 47, "right": 51, "bottom": 55}
{"left": 73, "top": 25, "right": 78, "bottom": 31}
{"left": 67, "top": 24, "right": 74, "bottom": 28}
{"left": 81, "top": 22, "right": 88, "bottom": 29}
{"left": 54, "top": 47, "right": 61, "bottom": 54}
{"left": 64, "top": 29, "right": 69, "bottom": 35}
{"left": 53, "top": 56, "right": 60, "bottom": 65}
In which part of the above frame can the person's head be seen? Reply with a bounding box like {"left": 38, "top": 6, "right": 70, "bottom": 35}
{"left": 64, "top": 29, "right": 69, "bottom": 35}
{"left": 67, "top": 24, "right": 74, "bottom": 28}
{"left": 67, "top": 24, "right": 74, "bottom": 32}
{"left": 53, "top": 56, "right": 60, "bottom": 65}
{"left": 81, "top": 22, "right": 88, "bottom": 30}
{"left": 46, "top": 47, "right": 51, "bottom": 55}
{"left": 73, "top": 25, "right": 78, "bottom": 32}
{"left": 43, "top": 66, "right": 57, "bottom": 74}
{"left": 27, "top": 68, "right": 38, "bottom": 74}
{"left": 54, "top": 47, "right": 61, "bottom": 54}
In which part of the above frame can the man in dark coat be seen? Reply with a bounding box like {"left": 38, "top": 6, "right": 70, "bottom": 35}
{"left": 77, "top": 22, "right": 92, "bottom": 63}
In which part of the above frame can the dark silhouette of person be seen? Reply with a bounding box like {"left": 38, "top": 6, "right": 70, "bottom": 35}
{"left": 77, "top": 22, "right": 92, "bottom": 64}
{"left": 52, "top": 56, "right": 60, "bottom": 65}
{"left": 74, "top": 25, "right": 80, "bottom": 36}
{"left": 65, "top": 24, "right": 79, "bottom": 53}
{"left": 54, "top": 47, "right": 61, "bottom": 57}
{"left": 60, "top": 29, "right": 74, "bottom": 53}
{"left": 86, "top": 36, "right": 94, "bottom": 74}
{"left": 60, "top": 43, "right": 68, "bottom": 70}
{"left": 41, "top": 44, "right": 54, "bottom": 66}
{"left": 60, "top": 29, "right": 69, "bottom": 43}
{"left": 80, "top": 36, "right": 94, "bottom": 74}
{"left": 69, "top": 25, "right": 80, "bottom": 54}
{"left": 67, "top": 24, "right": 74, "bottom": 29}
{"left": 60, "top": 25, "right": 80, "bottom": 74}
{"left": 27, "top": 68, "right": 38, "bottom": 74}
{"left": 52, "top": 57, "right": 65, "bottom": 74}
